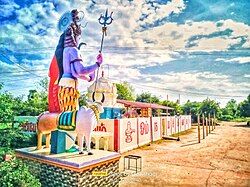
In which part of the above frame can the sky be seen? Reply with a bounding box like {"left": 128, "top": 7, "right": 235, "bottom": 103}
{"left": 0, "top": 0, "right": 249, "bottom": 107}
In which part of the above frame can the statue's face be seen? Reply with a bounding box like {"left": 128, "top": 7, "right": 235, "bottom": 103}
{"left": 76, "top": 35, "right": 81, "bottom": 45}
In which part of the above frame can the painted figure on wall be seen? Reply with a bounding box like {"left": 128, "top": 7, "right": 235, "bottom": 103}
{"left": 125, "top": 121, "right": 135, "bottom": 143}
{"left": 48, "top": 9, "right": 103, "bottom": 113}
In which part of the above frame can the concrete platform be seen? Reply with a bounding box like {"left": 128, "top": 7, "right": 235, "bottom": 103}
{"left": 16, "top": 147, "right": 121, "bottom": 186}
{"left": 16, "top": 147, "right": 120, "bottom": 172}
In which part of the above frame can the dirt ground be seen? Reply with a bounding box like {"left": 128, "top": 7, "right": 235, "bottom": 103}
{"left": 119, "top": 122, "right": 250, "bottom": 187}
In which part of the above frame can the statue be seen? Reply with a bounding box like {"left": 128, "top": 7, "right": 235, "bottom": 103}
{"left": 37, "top": 9, "right": 110, "bottom": 155}
{"left": 48, "top": 9, "right": 102, "bottom": 113}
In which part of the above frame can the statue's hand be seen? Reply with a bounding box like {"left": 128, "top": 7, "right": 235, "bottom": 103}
{"left": 89, "top": 71, "right": 95, "bottom": 82}
{"left": 96, "top": 53, "right": 103, "bottom": 67}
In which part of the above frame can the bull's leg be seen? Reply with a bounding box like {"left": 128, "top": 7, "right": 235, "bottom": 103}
{"left": 37, "top": 132, "right": 43, "bottom": 150}
{"left": 45, "top": 133, "right": 51, "bottom": 148}
{"left": 85, "top": 133, "right": 93, "bottom": 155}
{"left": 77, "top": 134, "right": 84, "bottom": 154}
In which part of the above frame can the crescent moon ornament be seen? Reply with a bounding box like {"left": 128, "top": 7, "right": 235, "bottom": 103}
{"left": 77, "top": 11, "right": 85, "bottom": 22}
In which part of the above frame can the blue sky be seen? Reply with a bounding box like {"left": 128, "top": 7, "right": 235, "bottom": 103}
{"left": 0, "top": 0, "right": 249, "bottom": 106}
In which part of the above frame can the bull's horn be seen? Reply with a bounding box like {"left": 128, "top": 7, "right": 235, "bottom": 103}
{"left": 101, "top": 93, "right": 105, "bottom": 103}
{"left": 92, "top": 92, "right": 96, "bottom": 102}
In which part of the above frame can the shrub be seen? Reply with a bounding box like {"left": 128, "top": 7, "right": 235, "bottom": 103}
{"left": 219, "top": 115, "right": 234, "bottom": 121}
{"left": 0, "top": 158, "right": 41, "bottom": 187}
{"left": 0, "top": 147, "right": 14, "bottom": 162}
{"left": 0, "top": 128, "right": 37, "bottom": 149}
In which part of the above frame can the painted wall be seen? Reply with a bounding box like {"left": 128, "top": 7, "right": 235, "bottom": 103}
{"left": 94, "top": 119, "right": 115, "bottom": 151}
{"left": 119, "top": 118, "right": 138, "bottom": 153}
{"left": 137, "top": 117, "right": 151, "bottom": 146}
{"left": 151, "top": 117, "right": 161, "bottom": 141}
{"left": 95, "top": 115, "right": 192, "bottom": 153}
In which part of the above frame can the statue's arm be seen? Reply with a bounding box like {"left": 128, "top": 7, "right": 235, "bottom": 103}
{"left": 73, "top": 61, "right": 99, "bottom": 75}
{"left": 70, "top": 63, "right": 95, "bottom": 82}
{"left": 70, "top": 47, "right": 99, "bottom": 75}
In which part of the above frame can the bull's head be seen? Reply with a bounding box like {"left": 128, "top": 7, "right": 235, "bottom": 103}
{"left": 87, "top": 101, "right": 104, "bottom": 114}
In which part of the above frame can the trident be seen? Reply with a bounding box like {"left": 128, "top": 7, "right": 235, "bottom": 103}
{"left": 92, "top": 9, "right": 113, "bottom": 102}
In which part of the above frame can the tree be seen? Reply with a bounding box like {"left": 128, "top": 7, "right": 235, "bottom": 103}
{"left": 238, "top": 94, "right": 250, "bottom": 117}
{"left": 221, "top": 99, "right": 238, "bottom": 120}
{"left": 0, "top": 83, "right": 18, "bottom": 124}
{"left": 20, "top": 89, "right": 47, "bottom": 116}
{"left": 198, "top": 98, "right": 221, "bottom": 118}
{"left": 161, "top": 100, "right": 182, "bottom": 115}
{"left": 182, "top": 100, "right": 200, "bottom": 115}
{"left": 0, "top": 91, "right": 15, "bottom": 123}
{"left": 116, "top": 82, "right": 135, "bottom": 101}
{"left": 37, "top": 77, "right": 48, "bottom": 94}
{"left": 136, "top": 92, "right": 160, "bottom": 104}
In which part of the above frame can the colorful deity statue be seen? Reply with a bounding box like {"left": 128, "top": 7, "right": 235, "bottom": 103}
{"left": 48, "top": 9, "right": 103, "bottom": 112}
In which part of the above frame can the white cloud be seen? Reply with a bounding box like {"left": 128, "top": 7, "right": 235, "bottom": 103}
{"left": 244, "top": 74, "right": 250, "bottom": 78}
{"left": 138, "top": 19, "right": 250, "bottom": 51}
{"left": 193, "top": 37, "right": 241, "bottom": 51}
{"left": 215, "top": 57, "right": 250, "bottom": 64}
{"left": 95, "top": 69, "right": 249, "bottom": 106}
{"left": 139, "top": 0, "right": 186, "bottom": 26}
{"left": 1, "top": 1, "right": 249, "bottom": 56}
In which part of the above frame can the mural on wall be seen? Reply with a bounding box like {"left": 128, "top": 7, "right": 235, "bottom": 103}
{"left": 94, "top": 123, "right": 107, "bottom": 132}
{"left": 125, "top": 121, "right": 135, "bottom": 143}
{"left": 140, "top": 121, "right": 149, "bottom": 135}
{"left": 154, "top": 121, "right": 158, "bottom": 132}
{"left": 152, "top": 117, "right": 161, "bottom": 141}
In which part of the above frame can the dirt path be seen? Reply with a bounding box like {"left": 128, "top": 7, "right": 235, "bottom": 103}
{"left": 119, "top": 122, "right": 250, "bottom": 187}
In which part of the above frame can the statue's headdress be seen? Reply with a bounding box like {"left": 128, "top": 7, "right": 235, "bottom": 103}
{"left": 58, "top": 9, "right": 86, "bottom": 33}
{"left": 58, "top": 9, "right": 86, "bottom": 48}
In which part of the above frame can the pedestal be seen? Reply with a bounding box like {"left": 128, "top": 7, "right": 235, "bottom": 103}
{"left": 15, "top": 147, "right": 121, "bottom": 187}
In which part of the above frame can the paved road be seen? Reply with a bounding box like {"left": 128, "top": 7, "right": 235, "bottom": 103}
{"left": 119, "top": 122, "right": 250, "bottom": 187}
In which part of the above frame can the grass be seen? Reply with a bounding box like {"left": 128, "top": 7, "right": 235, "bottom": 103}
{"left": 231, "top": 117, "right": 250, "bottom": 122}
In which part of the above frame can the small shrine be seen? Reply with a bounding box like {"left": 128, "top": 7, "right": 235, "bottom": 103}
{"left": 87, "top": 71, "right": 123, "bottom": 119}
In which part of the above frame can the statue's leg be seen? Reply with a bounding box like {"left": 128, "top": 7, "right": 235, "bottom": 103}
{"left": 58, "top": 86, "right": 79, "bottom": 111}
{"left": 37, "top": 132, "right": 43, "bottom": 150}
{"left": 77, "top": 134, "right": 84, "bottom": 154}
{"left": 85, "top": 133, "right": 93, "bottom": 155}
{"left": 45, "top": 133, "right": 51, "bottom": 148}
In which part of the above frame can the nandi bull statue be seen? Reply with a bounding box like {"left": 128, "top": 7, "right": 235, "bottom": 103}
{"left": 37, "top": 101, "right": 104, "bottom": 155}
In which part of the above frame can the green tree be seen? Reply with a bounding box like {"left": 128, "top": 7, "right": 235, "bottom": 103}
{"left": 116, "top": 82, "right": 135, "bottom": 101}
{"left": 238, "top": 94, "right": 250, "bottom": 117}
{"left": 0, "top": 84, "right": 16, "bottom": 124}
{"left": 161, "top": 100, "right": 182, "bottom": 115}
{"left": 182, "top": 100, "right": 200, "bottom": 115}
{"left": 37, "top": 77, "right": 48, "bottom": 94}
{"left": 20, "top": 89, "right": 47, "bottom": 116}
{"left": 136, "top": 92, "right": 160, "bottom": 104}
{"left": 221, "top": 99, "right": 238, "bottom": 120}
{"left": 198, "top": 98, "right": 221, "bottom": 117}
{"left": 19, "top": 78, "right": 49, "bottom": 116}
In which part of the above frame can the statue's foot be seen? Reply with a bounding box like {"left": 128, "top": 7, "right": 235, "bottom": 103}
{"left": 79, "top": 152, "right": 84, "bottom": 155}
{"left": 88, "top": 152, "right": 93, "bottom": 155}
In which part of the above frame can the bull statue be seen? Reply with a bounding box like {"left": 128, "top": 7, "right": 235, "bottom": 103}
{"left": 37, "top": 102, "right": 104, "bottom": 155}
